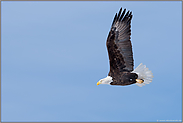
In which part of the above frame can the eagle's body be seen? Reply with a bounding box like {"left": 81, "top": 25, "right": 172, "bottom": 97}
{"left": 97, "top": 8, "right": 153, "bottom": 87}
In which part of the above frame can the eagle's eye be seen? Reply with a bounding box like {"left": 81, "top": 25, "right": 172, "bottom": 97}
{"left": 130, "top": 79, "right": 132, "bottom": 81}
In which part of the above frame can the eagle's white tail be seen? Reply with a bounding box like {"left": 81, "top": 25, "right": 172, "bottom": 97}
{"left": 132, "top": 63, "right": 154, "bottom": 87}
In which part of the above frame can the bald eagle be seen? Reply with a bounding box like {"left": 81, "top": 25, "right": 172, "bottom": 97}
{"left": 97, "top": 7, "right": 153, "bottom": 87}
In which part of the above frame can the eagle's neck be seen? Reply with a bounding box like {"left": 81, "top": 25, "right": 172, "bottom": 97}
{"left": 102, "top": 76, "right": 113, "bottom": 85}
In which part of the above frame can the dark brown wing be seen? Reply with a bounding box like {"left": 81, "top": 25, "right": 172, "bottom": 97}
{"left": 106, "top": 7, "right": 133, "bottom": 76}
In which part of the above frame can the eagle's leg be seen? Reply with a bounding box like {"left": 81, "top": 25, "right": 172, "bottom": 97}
{"left": 136, "top": 79, "right": 144, "bottom": 84}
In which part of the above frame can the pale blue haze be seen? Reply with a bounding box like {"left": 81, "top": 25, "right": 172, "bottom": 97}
{"left": 1, "top": 1, "right": 182, "bottom": 122}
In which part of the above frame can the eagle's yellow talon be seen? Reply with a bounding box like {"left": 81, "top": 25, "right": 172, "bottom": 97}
{"left": 136, "top": 79, "right": 144, "bottom": 84}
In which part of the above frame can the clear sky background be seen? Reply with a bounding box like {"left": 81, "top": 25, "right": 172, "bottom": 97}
{"left": 1, "top": 1, "right": 182, "bottom": 122}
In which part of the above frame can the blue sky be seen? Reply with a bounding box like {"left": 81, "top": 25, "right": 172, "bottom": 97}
{"left": 1, "top": 1, "right": 182, "bottom": 122}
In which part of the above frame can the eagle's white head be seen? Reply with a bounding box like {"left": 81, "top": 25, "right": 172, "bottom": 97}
{"left": 97, "top": 76, "right": 113, "bottom": 85}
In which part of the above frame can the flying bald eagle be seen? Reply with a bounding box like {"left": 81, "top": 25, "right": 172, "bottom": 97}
{"left": 97, "top": 7, "right": 153, "bottom": 87}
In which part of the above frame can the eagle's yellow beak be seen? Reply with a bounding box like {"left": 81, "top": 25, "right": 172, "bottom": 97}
{"left": 136, "top": 79, "right": 144, "bottom": 84}
{"left": 97, "top": 81, "right": 101, "bottom": 86}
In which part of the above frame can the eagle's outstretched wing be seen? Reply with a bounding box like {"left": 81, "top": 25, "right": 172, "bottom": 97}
{"left": 106, "top": 8, "right": 133, "bottom": 76}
